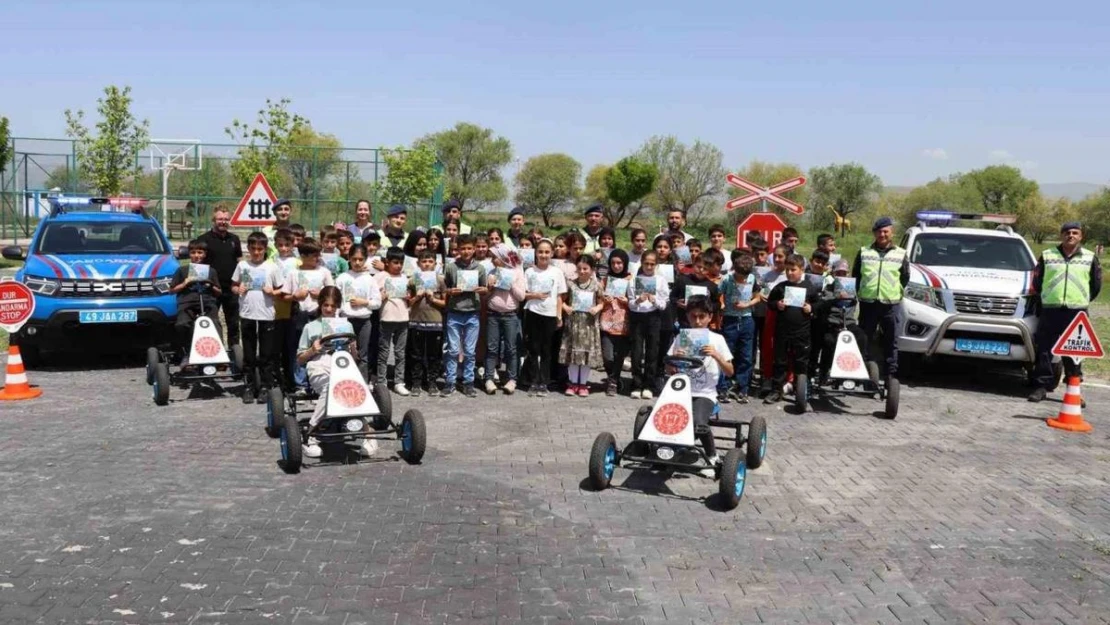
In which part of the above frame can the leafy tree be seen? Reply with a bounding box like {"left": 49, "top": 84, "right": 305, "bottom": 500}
{"left": 603, "top": 157, "right": 658, "bottom": 228}
{"left": 959, "top": 165, "right": 1039, "bottom": 215}
{"left": 807, "top": 162, "right": 883, "bottom": 237}
{"left": 890, "top": 176, "right": 978, "bottom": 229}
{"left": 225, "top": 98, "right": 307, "bottom": 192}
{"left": 636, "top": 135, "right": 725, "bottom": 227}
{"left": 1016, "top": 195, "right": 1076, "bottom": 243}
{"left": 0, "top": 116, "right": 11, "bottom": 180}
{"left": 416, "top": 122, "right": 512, "bottom": 211}
{"left": 725, "top": 160, "right": 807, "bottom": 226}
{"left": 64, "top": 86, "right": 150, "bottom": 195}
{"left": 514, "top": 153, "right": 582, "bottom": 227}
{"left": 43, "top": 164, "right": 93, "bottom": 194}
{"left": 583, "top": 164, "right": 612, "bottom": 212}
{"left": 284, "top": 125, "right": 343, "bottom": 201}
{"left": 375, "top": 145, "right": 441, "bottom": 207}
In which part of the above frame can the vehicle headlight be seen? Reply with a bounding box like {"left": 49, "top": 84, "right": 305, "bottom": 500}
{"left": 344, "top": 418, "right": 365, "bottom": 433}
{"left": 904, "top": 283, "right": 944, "bottom": 310}
{"left": 153, "top": 276, "right": 174, "bottom": 294}
{"left": 655, "top": 446, "right": 675, "bottom": 460}
{"left": 22, "top": 275, "right": 59, "bottom": 296}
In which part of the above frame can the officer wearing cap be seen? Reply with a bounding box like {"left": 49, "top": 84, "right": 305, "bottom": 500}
{"left": 581, "top": 204, "right": 607, "bottom": 254}
{"left": 436, "top": 199, "right": 472, "bottom": 235}
{"left": 1028, "top": 221, "right": 1102, "bottom": 402}
{"left": 374, "top": 204, "right": 409, "bottom": 256}
{"left": 851, "top": 216, "right": 910, "bottom": 387}
{"left": 506, "top": 206, "right": 526, "bottom": 248}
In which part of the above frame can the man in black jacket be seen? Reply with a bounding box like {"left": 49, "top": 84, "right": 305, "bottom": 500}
{"left": 196, "top": 206, "right": 243, "bottom": 346}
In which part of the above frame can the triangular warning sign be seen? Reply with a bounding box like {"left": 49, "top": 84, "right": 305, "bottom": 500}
{"left": 1051, "top": 311, "right": 1104, "bottom": 360}
{"left": 230, "top": 173, "right": 278, "bottom": 226}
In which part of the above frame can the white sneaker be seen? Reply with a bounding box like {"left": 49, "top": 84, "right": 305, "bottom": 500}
{"left": 503, "top": 380, "right": 516, "bottom": 395}
{"left": 630, "top": 389, "right": 642, "bottom": 399}
{"left": 783, "top": 382, "right": 793, "bottom": 395}
{"left": 359, "top": 438, "right": 378, "bottom": 457}
{"left": 303, "top": 437, "right": 322, "bottom": 458}
{"left": 394, "top": 383, "right": 410, "bottom": 397}
{"left": 641, "top": 389, "right": 653, "bottom": 400}
{"left": 485, "top": 379, "right": 498, "bottom": 394}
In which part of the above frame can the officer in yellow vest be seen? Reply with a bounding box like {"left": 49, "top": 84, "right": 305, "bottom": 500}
{"left": 851, "top": 216, "right": 910, "bottom": 382}
{"left": 1028, "top": 221, "right": 1102, "bottom": 402}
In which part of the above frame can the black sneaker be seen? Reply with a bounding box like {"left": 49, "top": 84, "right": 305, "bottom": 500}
{"left": 410, "top": 385, "right": 422, "bottom": 398}
{"left": 440, "top": 386, "right": 456, "bottom": 398}
{"left": 255, "top": 388, "right": 268, "bottom": 404}
{"left": 463, "top": 385, "right": 478, "bottom": 398}
{"left": 1027, "top": 387, "right": 1047, "bottom": 402}
{"left": 735, "top": 393, "right": 750, "bottom": 405}
{"left": 242, "top": 387, "right": 255, "bottom": 404}
{"left": 717, "top": 391, "right": 732, "bottom": 405}
{"left": 606, "top": 380, "right": 618, "bottom": 397}
{"left": 763, "top": 390, "right": 783, "bottom": 405}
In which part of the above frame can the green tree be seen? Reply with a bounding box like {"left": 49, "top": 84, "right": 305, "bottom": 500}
{"left": 283, "top": 125, "right": 343, "bottom": 201}
{"left": 0, "top": 116, "right": 11, "bottom": 180}
{"left": 583, "top": 164, "right": 612, "bottom": 212}
{"left": 43, "top": 164, "right": 93, "bottom": 194}
{"left": 225, "top": 98, "right": 307, "bottom": 192}
{"left": 959, "top": 165, "right": 1039, "bottom": 215}
{"left": 375, "top": 145, "right": 441, "bottom": 207}
{"left": 64, "top": 86, "right": 150, "bottom": 195}
{"left": 807, "top": 162, "right": 883, "bottom": 237}
{"left": 416, "top": 122, "right": 512, "bottom": 211}
{"left": 726, "top": 160, "right": 807, "bottom": 226}
{"left": 1076, "top": 188, "right": 1110, "bottom": 245}
{"left": 891, "top": 176, "right": 979, "bottom": 229}
{"left": 603, "top": 157, "right": 658, "bottom": 228}
{"left": 636, "top": 135, "right": 725, "bottom": 227}
{"left": 514, "top": 153, "right": 582, "bottom": 227}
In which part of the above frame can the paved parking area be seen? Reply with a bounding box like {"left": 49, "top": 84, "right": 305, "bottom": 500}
{"left": 0, "top": 356, "right": 1108, "bottom": 624}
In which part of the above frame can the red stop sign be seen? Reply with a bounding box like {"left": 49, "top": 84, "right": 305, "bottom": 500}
{"left": 0, "top": 281, "right": 35, "bottom": 332}
{"left": 736, "top": 212, "right": 788, "bottom": 249}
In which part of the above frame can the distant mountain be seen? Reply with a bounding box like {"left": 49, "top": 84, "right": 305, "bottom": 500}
{"left": 883, "top": 182, "right": 1105, "bottom": 202}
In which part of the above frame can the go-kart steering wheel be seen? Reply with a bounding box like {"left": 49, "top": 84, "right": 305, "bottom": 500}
{"left": 317, "top": 332, "right": 357, "bottom": 354}
{"left": 664, "top": 355, "right": 704, "bottom": 371}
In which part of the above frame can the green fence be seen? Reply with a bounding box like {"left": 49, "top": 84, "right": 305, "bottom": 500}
{"left": 0, "top": 137, "right": 445, "bottom": 241}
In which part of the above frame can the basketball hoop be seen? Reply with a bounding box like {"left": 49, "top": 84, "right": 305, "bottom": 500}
{"left": 148, "top": 139, "right": 202, "bottom": 227}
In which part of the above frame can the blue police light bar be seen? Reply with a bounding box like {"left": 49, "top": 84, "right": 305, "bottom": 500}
{"left": 916, "top": 210, "right": 954, "bottom": 223}
{"left": 916, "top": 210, "right": 1018, "bottom": 226}
{"left": 52, "top": 196, "right": 109, "bottom": 206}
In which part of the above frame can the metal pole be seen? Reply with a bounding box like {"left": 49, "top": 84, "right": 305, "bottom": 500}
{"left": 162, "top": 166, "right": 170, "bottom": 228}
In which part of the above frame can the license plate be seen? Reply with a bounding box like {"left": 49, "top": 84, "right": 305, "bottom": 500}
{"left": 79, "top": 310, "right": 138, "bottom": 324}
{"left": 954, "top": 338, "right": 1011, "bottom": 356}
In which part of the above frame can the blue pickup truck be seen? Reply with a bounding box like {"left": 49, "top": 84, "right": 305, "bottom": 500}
{"left": 1, "top": 196, "right": 181, "bottom": 366}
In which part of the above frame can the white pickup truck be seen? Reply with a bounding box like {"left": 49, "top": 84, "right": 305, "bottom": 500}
{"left": 898, "top": 212, "right": 1041, "bottom": 369}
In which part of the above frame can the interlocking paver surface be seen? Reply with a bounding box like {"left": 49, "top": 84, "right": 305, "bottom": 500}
{"left": 0, "top": 355, "right": 1108, "bottom": 624}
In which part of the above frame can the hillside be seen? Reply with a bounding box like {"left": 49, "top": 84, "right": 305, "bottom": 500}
{"left": 884, "top": 182, "right": 1105, "bottom": 202}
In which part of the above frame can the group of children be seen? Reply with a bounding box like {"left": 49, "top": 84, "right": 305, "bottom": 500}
{"left": 170, "top": 217, "right": 865, "bottom": 415}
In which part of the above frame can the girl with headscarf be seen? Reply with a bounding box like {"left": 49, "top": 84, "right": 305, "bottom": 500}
{"left": 600, "top": 248, "right": 632, "bottom": 396}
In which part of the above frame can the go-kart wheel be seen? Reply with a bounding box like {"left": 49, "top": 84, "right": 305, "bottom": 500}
{"left": 145, "top": 347, "right": 161, "bottom": 385}
{"left": 746, "top": 415, "right": 767, "bottom": 469}
{"left": 265, "top": 387, "right": 284, "bottom": 438}
{"left": 884, "top": 376, "right": 900, "bottom": 420}
{"left": 588, "top": 432, "right": 618, "bottom": 491}
{"left": 152, "top": 362, "right": 170, "bottom": 406}
{"left": 398, "top": 409, "right": 426, "bottom": 464}
{"left": 633, "top": 405, "right": 652, "bottom": 439}
{"left": 372, "top": 382, "right": 392, "bottom": 431}
{"left": 279, "top": 414, "right": 302, "bottom": 473}
{"left": 793, "top": 374, "right": 808, "bottom": 413}
{"left": 719, "top": 448, "right": 746, "bottom": 510}
{"left": 230, "top": 344, "right": 245, "bottom": 375}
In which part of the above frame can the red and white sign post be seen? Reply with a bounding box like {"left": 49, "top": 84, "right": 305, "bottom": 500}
{"left": 0, "top": 280, "right": 41, "bottom": 401}
{"left": 1047, "top": 311, "right": 1103, "bottom": 432}
{"left": 724, "top": 173, "right": 807, "bottom": 247}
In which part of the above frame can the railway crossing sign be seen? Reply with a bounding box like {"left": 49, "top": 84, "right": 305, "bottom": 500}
{"left": 724, "top": 173, "right": 807, "bottom": 215}
{"left": 230, "top": 173, "right": 279, "bottom": 226}
{"left": 1052, "top": 311, "right": 1104, "bottom": 362}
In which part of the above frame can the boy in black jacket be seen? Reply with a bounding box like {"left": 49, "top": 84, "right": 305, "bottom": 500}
{"left": 764, "top": 254, "right": 822, "bottom": 404}
{"left": 169, "top": 239, "right": 223, "bottom": 362}
{"left": 671, "top": 253, "right": 720, "bottom": 329}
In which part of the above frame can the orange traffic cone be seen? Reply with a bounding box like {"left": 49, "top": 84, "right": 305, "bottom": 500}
{"left": 1046, "top": 376, "right": 1091, "bottom": 433}
{"left": 0, "top": 345, "right": 42, "bottom": 401}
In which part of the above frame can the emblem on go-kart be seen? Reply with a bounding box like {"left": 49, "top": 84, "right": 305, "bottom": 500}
{"left": 670, "top": 378, "right": 687, "bottom": 392}
{"left": 332, "top": 380, "right": 367, "bottom": 409}
{"left": 652, "top": 403, "right": 690, "bottom": 436}
{"left": 836, "top": 351, "right": 862, "bottom": 372}
{"left": 194, "top": 336, "right": 222, "bottom": 359}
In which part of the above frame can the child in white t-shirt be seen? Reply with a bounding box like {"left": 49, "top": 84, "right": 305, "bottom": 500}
{"left": 666, "top": 295, "right": 734, "bottom": 464}
{"left": 522, "top": 238, "right": 567, "bottom": 397}
{"left": 231, "top": 232, "right": 285, "bottom": 404}
{"left": 335, "top": 243, "right": 381, "bottom": 368}
{"left": 281, "top": 238, "right": 334, "bottom": 390}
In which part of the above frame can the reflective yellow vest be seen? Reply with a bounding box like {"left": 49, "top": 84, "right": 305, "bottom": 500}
{"left": 858, "top": 245, "right": 907, "bottom": 304}
{"left": 1041, "top": 247, "right": 1093, "bottom": 309}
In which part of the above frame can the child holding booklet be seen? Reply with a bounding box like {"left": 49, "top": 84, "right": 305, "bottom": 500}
{"left": 484, "top": 244, "right": 526, "bottom": 395}
{"left": 373, "top": 247, "right": 413, "bottom": 395}
{"left": 815, "top": 259, "right": 866, "bottom": 384}
{"left": 716, "top": 249, "right": 762, "bottom": 404}
{"left": 522, "top": 239, "right": 567, "bottom": 397}
{"left": 559, "top": 255, "right": 604, "bottom": 397}
{"left": 600, "top": 249, "right": 632, "bottom": 396}
{"left": 763, "top": 253, "right": 823, "bottom": 405}
{"left": 407, "top": 250, "right": 446, "bottom": 397}
{"left": 336, "top": 243, "right": 381, "bottom": 371}
{"left": 628, "top": 251, "right": 671, "bottom": 400}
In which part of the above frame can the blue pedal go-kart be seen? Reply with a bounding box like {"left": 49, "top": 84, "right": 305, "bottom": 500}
{"left": 144, "top": 280, "right": 246, "bottom": 406}
{"left": 265, "top": 332, "right": 426, "bottom": 473}
{"left": 588, "top": 356, "right": 767, "bottom": 510}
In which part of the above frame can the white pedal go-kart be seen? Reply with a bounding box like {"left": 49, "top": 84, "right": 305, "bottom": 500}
{"left": 807, "top": 328, "right": 899, "bottom": 419}
{"left": 587, "top": 356, "right": 768, "bottom": 510}
{"left": 266, "top": 333, "right": 426, "bottom": 473}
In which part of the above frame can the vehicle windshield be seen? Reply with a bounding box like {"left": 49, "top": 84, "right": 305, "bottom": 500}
{"left": 909, "top": 233, "right": 1034, "bottom": 271}
{"left": 35, "top": 222, "right": 167, "bottom": 255}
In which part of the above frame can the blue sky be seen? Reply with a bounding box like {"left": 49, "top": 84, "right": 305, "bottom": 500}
{"left": 2, "top": 0, "right": 1108, "bottom": 185}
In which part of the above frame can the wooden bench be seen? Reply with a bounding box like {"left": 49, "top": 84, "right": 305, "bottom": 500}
{"left": 161, "top": 200, "right": 195, "bottom": 241}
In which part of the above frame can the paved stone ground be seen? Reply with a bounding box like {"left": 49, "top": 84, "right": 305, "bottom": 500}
{"left": 0, "top": 355, "right": 1108, "bottom": 624}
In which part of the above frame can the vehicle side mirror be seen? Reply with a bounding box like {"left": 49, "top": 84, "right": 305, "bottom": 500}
{"left": 176, "top": 246, "right": 189, "bottom": 260}
{"left": 1, "top": 245, "right": 25, "bottom": 261}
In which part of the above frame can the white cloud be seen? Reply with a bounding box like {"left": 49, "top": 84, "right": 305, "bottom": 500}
{"left": 988, "top": 149, "right": 1038, "bottom": 171}
{"left": 921, "top": 148, "right": 948, "bottom": 160}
